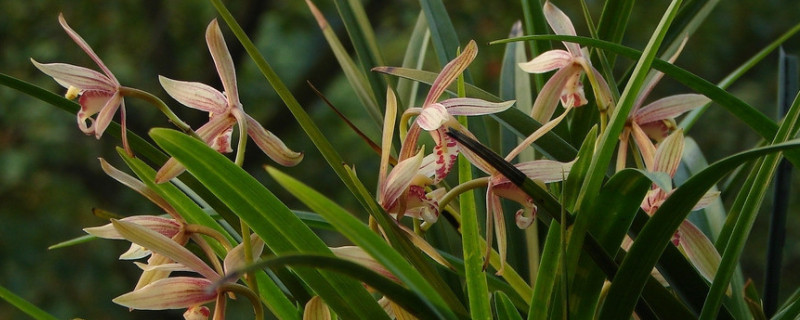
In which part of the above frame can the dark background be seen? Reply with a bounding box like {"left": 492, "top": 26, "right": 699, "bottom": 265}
{"left": 1, "top": 0, "right": 799, "bottom": 318}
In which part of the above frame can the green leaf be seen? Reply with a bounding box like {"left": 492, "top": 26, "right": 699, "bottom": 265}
{"left": 700, "top": 92, "right": 800, "bottom": 319}
{"left": 575, "top": 0, "right": 682, "bottom": 236}
{"left": 564, "top": 126, "right": 597, "bottom": 211}
{"left": 330, "top": 0, "right": 389, "bottom": 105}
{"left": 117, "top": 149, "right": 298, "bottom": 319}
{"left": 225, "top": 254, "right": 439, "bottom": 320}
{"left": 495, "top": 291, "right": 524, "bottom": 320}
{"left": 447, "top": 130, "right": 693, "bottom": 318}
{"left": 150, "top": 128, "right": 388, "bottom": 320}
{"left": 396, "top": 11, "right": 431, "bottom": 110}
{"left": 305, "top": 0, "right": 382, "bottom": 128}
{"left": 0, "top": 284, "right": 58, "bottom": 320}
{"left": 419, "top": 0, "right": 468, "bottom": 83}
{"left": 773, "top": 287, "right": 800, "bottom": 320}
{"left": 266, "top": 166, "right": 460, "bottom": 320}
{"left": 528, "top": 222, "right": 561, "bottom": 320}
{"left": 457, "top": 117, "right": 491, "bottom": 320}
{"left": 600, "top": 138, "right": 800, "bottom": 319}
{"left": 568, "top": 169, "right": 652, "bottom": 318}
{"left": 47, "top": 235, "right": 96, "bottom": 250}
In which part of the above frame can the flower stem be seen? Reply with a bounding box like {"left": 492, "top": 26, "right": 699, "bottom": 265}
{"left": 437, "top": 177, "right": 489, "bottom": 210}
{"left": 119, "top": 86, "right": 201, "bottom": 140}
{"left": 218, "top": 283, "right": 264, "bottom": 320}
{"left": 185, "top": 223, "right": 234, "bottom": 252}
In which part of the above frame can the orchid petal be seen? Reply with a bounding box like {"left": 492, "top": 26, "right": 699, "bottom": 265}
{"left": 380, "top": 149, "right": 425, "bottom": 210}
{"left": 155, "top": 157, "right": 186, "bottom": 184}
{"left": 76, "top": 90, "right": 116, "bottom": 134}
{"left": 693, "top": 191, "right": 721, "bottom": 211}
{"left": 403, "top": 185, "right": 440, "bottom": 224}
{"left": 113, "top": 277, "right": 216, "bottom": 310}
{"left": 441, "top": 98, "right": 515, "bottom": 116}
{"left": 635, "top": 94, "right": 710, "bottom": 124}
{"left": 246, "top": 115, "right": 304, "bottom": 166}
{"left": 632, "top": 121, "right": 657, "bottom": 170}
{"left": 378, "top": 88, "right": 398, "bottom": 197}
{"left": 303, "top": 296, "right": 332, "bottom": 320}
{"left": 99, "top": 158, "right": 175, "bottom": 216}
{"left": 206, "top": 20, "right": 239, "bottom": 105}
{"left": 91, "top": 92, "right": 123, "bottom": 138}
{"left": 184, "top": 305, "right": 211, "bottom": 320}
{"left": 560, "top": 71, "right": 588, "bottom": 108}
{"left": 224, "top": 233, "right": 265, "bottom": 274}
{"left": 543, "top": 2, "right": 581, "bottom": 55}
{"left": 514, "top": 159, "right": 574, "bottom": 183}
{"left": 134, "top": 262, "right": 194, "bottom": 273}
{"left": 678, "top": 221, "right": 726, "bottom": 292}
{"left": 431, "top": 128, "right": 459, "bottom": 183}
{"left": 517, "top": 50, "right": 572, "bottom": 73}
{"left": 58, "top": 13, "right": 117, "bottom": 83}
{"left": 653, "top": 129, "right": 684, "bottom": 176}
{"left": 331, "top": 246, "right": 399, "bottom": 283}
{"left": 84, "top": 216, "right": 181, "bottom": 240}
{"left": 416, "top": 102, "right": 450, "bottom": 131}
{"left": 424, "top": 40, "right": 478, "bottom": 107}
{"left": 112, "top": 219, "right": 220, "bottom": 281}
{"left": 31, "top": 60, "right": 115, "bottom": 91}
{"left": 529, "top": 63, "right": 582, "bottom": 122}
{"left": 488, "top": 190, "right": 507, "bottom": 276}
{"left": 158, "top": 76, "right": 228, "bottom": 114}
{"left": 120, "top": 244, "right": 152, "bottom": 260}
{"left": 134, "top": 253, "right": 174, "bottom": 291}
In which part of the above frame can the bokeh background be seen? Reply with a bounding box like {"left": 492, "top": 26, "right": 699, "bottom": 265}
{"left": 1, "top": 0, "right": 799, "bottom": 318}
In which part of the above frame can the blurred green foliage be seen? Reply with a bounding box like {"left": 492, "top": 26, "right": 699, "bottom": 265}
{"left": 1, "top": 0, "right": 799, "bottom": 318}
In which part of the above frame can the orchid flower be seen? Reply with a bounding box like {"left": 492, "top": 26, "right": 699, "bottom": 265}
{"left": 459, "top": 143, "right": 573, "bottom": 274}
{"left": 155, "top": 20, "right": 302, "bottom": 183}
{"left": 518, "top": 1, "right": 612, "bottom": 123}
{"left": 31, "top": 14, "right": 127, "bottom": 148}
{"left": 110, "top": 220, "right": 263, "bottom": 318}
{"left": 377, "top": 88, "right": 444, "bottom": 223}
{"left": 396, "top": 40, "right": 515, "bottom": 183}
{"left": 617, "top": 37, "right": 710, "bottom": 171}
{"left": 639, "top": 130, "right": 723, "bottom": 286}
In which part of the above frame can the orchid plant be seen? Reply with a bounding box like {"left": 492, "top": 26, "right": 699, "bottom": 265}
{"left": 3, "top": 0, "right": 800, "bottom": 319}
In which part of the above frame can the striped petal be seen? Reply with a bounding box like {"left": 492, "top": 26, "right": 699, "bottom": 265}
{"left": 380, "top": 150, "right": 425, "bottom": 210}
{"left": 441, "top": 98, "right": 515, "bottom": 116}
{"left": 416, "top": 102, "right": 450, "bottom": 131}
{"left": 635, "top": 94, "right": 710, "bottom": 124}
{"left": 206, "top": 20, "right": 239, "bottom": 106}
{"left": 58, "top": 13, "right": 117, "bottom": 83}
{"left": 543, "top": 2, "right": 582, "bottom": 56}
{"left": 31, "top": 60, "right": 115, "bottom": 91}
{"left": 246, "top": 115, "right": 303, "bottom": 166}
{"left": 113, "top": 277, "right": 216, "bottom": 310}
{"left": 112, "top": 219, "right": 220, "bottom": 281}
{"left": 424, "top": 40, "right": 478, "bottom": 107}
{"left": 158, "top": 76, "right": 227, "bottom": 114}
{"left": 652, "top": 129, "right": 684, "bottom": 177}
{"left": 518, "top": 49, "right": 572, "bottom": 73}
{"left": 84, "top": 215, "right": 181, "bottom": 240}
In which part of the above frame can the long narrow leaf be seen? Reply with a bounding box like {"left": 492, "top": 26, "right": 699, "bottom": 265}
{"left": 601, "top": 138, "right": 800, "bottom": 319}
{"left": 224, "top": 254, "right": 439, "bottom": 320}
{"left": 150, "top": 128, "right": 388, "bottom": 319}
{"left": 700, "top": 93, "right": 800, "bottom": 319}
{"left": 0, "top": 284, "right": 58, "bottom": 320}
{"left": 266, "top": 166, "right": 460, "bottom": 320}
